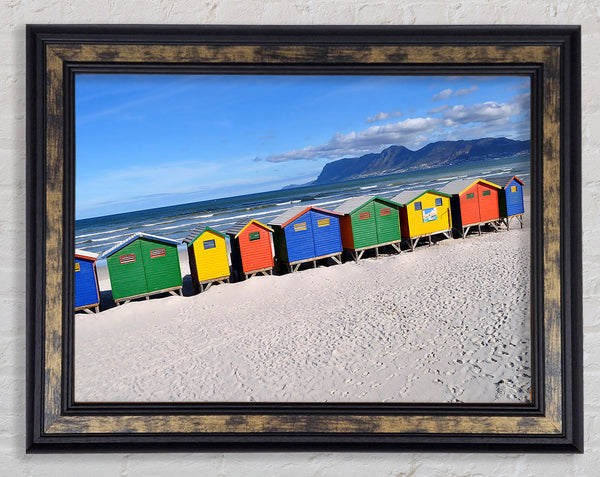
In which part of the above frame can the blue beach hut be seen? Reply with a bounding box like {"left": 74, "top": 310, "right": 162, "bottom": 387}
{"left": 75, "top": 249, "right": 100, "bottom": 314}
{"left": 268, "top": 206, "right": 342, "bottom": 272}
{"left": 486, "top": 175, "right": 526, "bottom": 229}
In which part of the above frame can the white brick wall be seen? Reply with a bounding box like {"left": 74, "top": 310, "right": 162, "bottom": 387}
{"left": 1, "top": 1, "right": 596, "bottom": 474}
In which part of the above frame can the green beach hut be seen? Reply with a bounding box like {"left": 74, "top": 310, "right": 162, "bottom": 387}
{"left": 101, "top": 233, "right": 183, "bottom": 305}
{"left": 333, "top": 195, "right": 403, "bottom": 261}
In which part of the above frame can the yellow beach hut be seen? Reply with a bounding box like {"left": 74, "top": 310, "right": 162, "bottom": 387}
{"left": 391, "top": 189, "right": 453, "bottom": 251}
{"left": 182, "top": 224, "right": 231, "bottom": 292}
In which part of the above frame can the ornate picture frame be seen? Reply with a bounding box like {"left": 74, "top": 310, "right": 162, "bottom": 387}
{"left": 26, "top": 25, "right": 582, "bottom": 452}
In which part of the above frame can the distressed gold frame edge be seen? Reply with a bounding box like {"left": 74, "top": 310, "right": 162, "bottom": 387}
{"left": 26, "top": 25, "right": 582, "bottom": 452}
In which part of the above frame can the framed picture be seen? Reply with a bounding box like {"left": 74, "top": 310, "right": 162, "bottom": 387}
{"left": 26, "top": 25, "right": 582, "bottom": 452}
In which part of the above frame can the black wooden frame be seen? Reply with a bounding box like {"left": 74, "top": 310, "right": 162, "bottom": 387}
{"left": 26, "top": 25, "right": 582, "bottom": 452}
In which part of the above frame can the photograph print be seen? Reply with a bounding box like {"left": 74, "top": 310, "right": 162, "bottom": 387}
{"left": 73, "top": 73, "right": 532, "bottom": 404}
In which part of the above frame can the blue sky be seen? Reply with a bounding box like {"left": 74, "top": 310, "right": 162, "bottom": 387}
{"left": 75, "top": 74, "right": 530, "bottom": 219}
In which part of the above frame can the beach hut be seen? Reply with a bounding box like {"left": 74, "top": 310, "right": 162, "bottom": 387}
{"left": 268, "top": 206, "right": 342, "bottom": 272}
{"left": 183, "top": 225, "right": 230, "bottom": 292}
{"left": 226, "top": 219, "right": 274, "bottom": 280}
{"left": 333, "top": 195, "right": 403, "bottom": 261}
{"left": 74, "top": 249, "right": 100, "bottom": 314}
{"left": 101, "top": 233, "right": 183, "bottom": 305}
{"left": 439, "top": 179, "right": 502, "bottom": 238}
{"left": 391, "top": 189, "right": 453, "bottom": 251}
{"left": 485, "top": 175, "right": 526, "bottom": 229}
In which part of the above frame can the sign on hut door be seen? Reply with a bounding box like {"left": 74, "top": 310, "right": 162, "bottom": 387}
{"left": 423, "top": 207, "right": 438, "bottom": 222}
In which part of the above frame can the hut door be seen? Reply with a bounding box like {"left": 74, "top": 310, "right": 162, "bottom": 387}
{"left": 506, "top": 181, "right": 524, "bottom": 216}
{"left": 477, "top": 183, "right": 499, "bottom": 222}
{"left": 374, "top": 203, "right": 401, "bottom": 244}
{"left": 140, "top": 240, "right": 181, "bottom": 293}
{"left": 310, "top": 210, "right": 341, "bottom": 257}
{"left": 285, "top": 214, "right": 315, "bottom": 262}
{"left": 351, "top": 202, "right": 376, "bottom": 249}
{"left": 109, "top": 240, "right": 148, "bottom": 300}
{"left": 460, "top": 186, "right": 481, "bottom": 225}
{"left": 74, "top": 259, "right": 99, "bottom": 308}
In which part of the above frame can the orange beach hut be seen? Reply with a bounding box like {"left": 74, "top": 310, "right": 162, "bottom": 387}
{"left": 226, "top": 219, "right": 274, "bottom": 280}
{"left": 439, "top": 179, "right": 502, "bottom": 237}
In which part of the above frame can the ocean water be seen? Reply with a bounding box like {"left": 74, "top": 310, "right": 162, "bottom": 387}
{"left": 75, "top": 156, "right": 530, "bottom": 263}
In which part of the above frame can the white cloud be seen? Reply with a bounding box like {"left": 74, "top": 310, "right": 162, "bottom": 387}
{"left": 432, "top": 88, "right": 454, "bottom": 101}
{"left": 442, "top": 93, "right": 526, "bottom": 125}
{"left": 432, "top": 85, "right": 478, "bottom": 101}
{"left": 264, "top": 117, "right": 441, "bottom": 163}
{"left": 366, "top": 110, "right": 403, "bottom": 123}
{"left": 428, "top": 105, "right": 450, "bottom": 114}
{"left": 454, "top": 85, "right": 479, "bottom": 97}
{"left": 443, "top": 102, "right": 516, "bottom": 124}
{"left": 260, "top": 91, "right": 529, "bottom": 164}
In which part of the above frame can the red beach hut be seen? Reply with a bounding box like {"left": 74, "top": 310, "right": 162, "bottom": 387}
{"left": 226, "top": 219, "right": 274, "bottom": 280}
{"left": 439, "top": 179, "right": 502, "bottom": 237}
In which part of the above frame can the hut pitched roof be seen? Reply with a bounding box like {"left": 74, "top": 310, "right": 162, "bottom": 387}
{"left": 391, "top": 189, "right": 428, "bottom": 205}
{"left": 333, "top": 195, "right": 401, "bottom": 215}
{"left": 182, "top": 224, "right": 225, "bottom": 245}
{"left": 268, "top": 206, "right": 341, "bottom": 228}
{"left": 484, "top": 174, "right": 526, "bottom": 189}
{"left": 332, "top": 196, "right": 373, "bottom": 215}
{"left": 225, "top": 219, "right": 273, "bottom": 238}
{"left": 100, "top": 233, "right": 180, "bottom": 259}
{"left": 391, "top": 189, "right": 451, "bottom": 205}
{"left": 75, "top": 249, "right": 99, "bottom": 261}
{"left": 439, "top": 178, "right": 501, "bottom": 196}
{"left": 438, "top": 179, "right": 476, "bottom": 195}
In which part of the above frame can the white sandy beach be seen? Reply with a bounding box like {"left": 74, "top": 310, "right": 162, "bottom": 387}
{"left": 75, "top": 197, "right": 531, "bottom": 404}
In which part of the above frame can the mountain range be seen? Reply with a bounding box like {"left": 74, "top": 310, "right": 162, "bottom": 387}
{"left": 286, "top": 137, "right": 530, "bottom": 188}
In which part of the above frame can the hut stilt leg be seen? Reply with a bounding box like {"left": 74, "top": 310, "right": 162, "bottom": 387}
{"left": 95, "top": 306, "right": 99, "bottom": 313}
{"left": 375, "top": 247, "right": 379, "bottom": 258}
{"left": 428, "top": 235, "right": 432, "bottom": 246}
